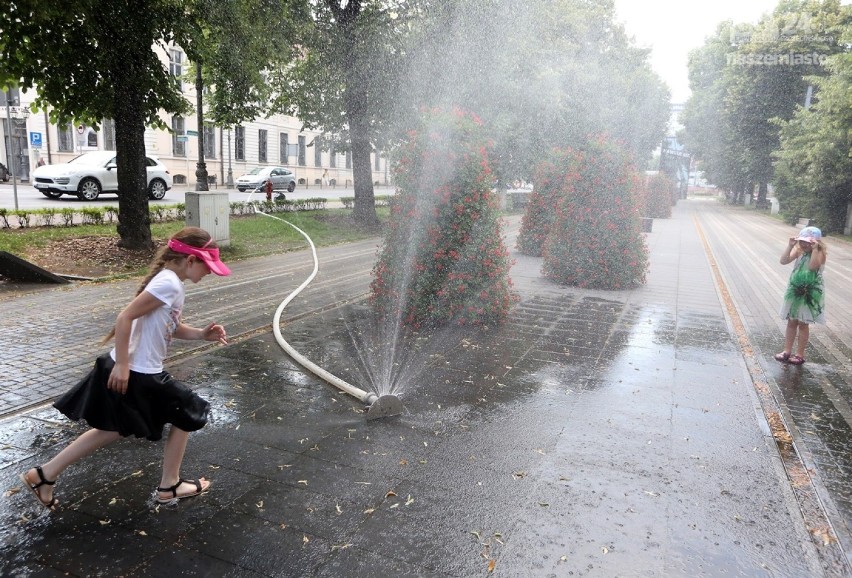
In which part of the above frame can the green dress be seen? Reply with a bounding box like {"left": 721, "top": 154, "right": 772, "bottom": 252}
{"left": 780, "top": 252, "right": 824, "bottom": 323}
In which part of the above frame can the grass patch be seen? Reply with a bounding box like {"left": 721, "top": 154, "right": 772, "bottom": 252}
{"left": 0, "top": 208, "right": 387, "bottom": 278}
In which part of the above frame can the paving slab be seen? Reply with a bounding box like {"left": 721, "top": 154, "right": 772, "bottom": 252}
{"left": 0, "top": 202, "right": 849, "bottom": 576}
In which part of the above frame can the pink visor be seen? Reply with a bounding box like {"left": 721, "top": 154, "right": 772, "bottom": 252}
{"left": 168, "top": 238, "right": 231, "bottom": 276}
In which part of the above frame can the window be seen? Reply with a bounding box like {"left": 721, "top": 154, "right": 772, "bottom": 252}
{"left": 58, "top": 122, "right": 74, "bottom": 152}
{"left": 258, "top": 129, "right": 268, "bottom": 163}
{"left": 329, "top": 144, "right": 336, "bottom": 168}
{"left": 87, "top": 131, "right": 98, "bottom": 147}
{"left": 235, "top": 126, "right": 245, "bottom": 161}
{"left": 279, "top": 133, "right": 289, "bottom": 164}
{"left": 203, "top": 124, "right": 216, "bottom": 159}
{"left": 172, "top": 116, "right": 185, "bottom": 156}
{"left": 103, "top": 119, "right": 116, "bottom": 151}
{"left": 298, "top": 135, "right": 306, "bottom": 166}
{"left": 169, "top": 49, "right": 183, "bottom": 77}
{"left": 345, "top": 151, "right": 352, "bottom": 169}
{"left": 314, "top": 136, "right": 322, "bottom": 167}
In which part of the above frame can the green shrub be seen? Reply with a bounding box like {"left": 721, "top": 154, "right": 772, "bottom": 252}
{"left": 13, "top": 209, "right": 33, "bottom": 228}
{"left": 644, "top": 173, "right": 675, "bottom": 219}
{"left": 340, "top": 196, "right": 355, "bottom": 209}
{"left": 60, "top": 208, "right": 75, "bottom": 226}
{"left": 81, "top": 207, "right": 105, "bottom": 226}
{"left": 371, "top": 107, "right": 513, "bottom": 328}
{"left": 104, "top": 206, "right": 119, "bottom": 223}
{"left": 517, "top": 148, "right": 582, "bottom": 256}
{"left": 304, "top": 197, "right": 328, "bottom": 211}
{"left": 0, "top": 208, "right": 10, "bottom": 229}
{"left": 175, "top": 203, "right": 186, "bottom": 220}
{"left": 41, "top": 208, "right": 57, "bottom": 227}
{"left": 542, "top": 135, "right": 648, "bottom": 289}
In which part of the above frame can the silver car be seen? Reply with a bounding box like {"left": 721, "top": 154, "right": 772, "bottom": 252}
{"left": 235, "top": 166, "right": 297, "bottom": 193}
{"left": 32, "top": 151, "right": 173, "bottom": 201}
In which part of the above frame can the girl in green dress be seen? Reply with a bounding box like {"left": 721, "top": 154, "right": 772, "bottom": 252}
{"left": 775, "top": 226, "right": 826, "bottom": 365}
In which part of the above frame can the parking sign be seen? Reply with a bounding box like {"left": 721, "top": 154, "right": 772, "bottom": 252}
{"left": 30, "top": 131, "right": 43, "bottom": 148}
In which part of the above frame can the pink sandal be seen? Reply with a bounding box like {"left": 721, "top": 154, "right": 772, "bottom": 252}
{"left": 788, "top": 354, "right": 805, "bottom": 365}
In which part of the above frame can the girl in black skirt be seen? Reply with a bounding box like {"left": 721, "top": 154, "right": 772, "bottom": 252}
{"left": 20, "top": 227, "right": 231, "bottom": 510}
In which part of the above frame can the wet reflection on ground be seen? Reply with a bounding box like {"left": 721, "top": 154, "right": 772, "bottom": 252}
{"left": 751, "top": 331, "right": 852, "bottom": 547}
{"left": 0, "top": 295, "right": 817, "bottom": 576}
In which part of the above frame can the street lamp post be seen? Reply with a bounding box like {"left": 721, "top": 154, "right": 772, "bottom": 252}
{"left": 194, "top": 64, "right": 208, "bottom": 191}
{"left": 4, "top": 89, "right": 28, "bottom": 211}
{"left": 226, "top": 128, "right": 233, "bottom": 187}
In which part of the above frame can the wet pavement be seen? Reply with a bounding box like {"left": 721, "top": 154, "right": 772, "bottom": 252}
{"left": 1, "top": 199, "right": 852, "bottom": 576}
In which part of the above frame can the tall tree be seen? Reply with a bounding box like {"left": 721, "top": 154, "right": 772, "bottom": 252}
{"left": 400, "top": 0, "right": 670, "bottom": 182}
{"left": 680, "top": 21, "right": 753, "bottom": 200}
{"left": 774, "top": 18, "right": 852, "bottom": 232}
{"left": 0, "top": 0, "right": 194, "bottom": 249}
{"left": 682, "top": 1, "right": 848, "bottom": 203}
{"left": 196, "top": 0, "right": 307, "bottom": 129}
{"left": 270, "top": 0, "right": 411, "bottom": 228}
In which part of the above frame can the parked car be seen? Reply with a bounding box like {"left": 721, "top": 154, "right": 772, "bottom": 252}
{"left": 235, "top": 166, "right": 297, "bottom": 193}
{"left": 0, "top": 162, "right": 8, "bottom": 182}
{"left": 31, "top": 151, "right": 173, "bottom": 201}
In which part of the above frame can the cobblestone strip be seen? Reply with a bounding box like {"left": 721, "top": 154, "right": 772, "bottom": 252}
{"left": 0, "top": 239, "right": 381, "bottom": 417}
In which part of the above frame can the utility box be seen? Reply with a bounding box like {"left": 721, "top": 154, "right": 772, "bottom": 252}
{"left": 770, "top": 198, "right": 780, "bottom": 215}
{"left": 185, "top": 192, "right": 230, "bottom": 247}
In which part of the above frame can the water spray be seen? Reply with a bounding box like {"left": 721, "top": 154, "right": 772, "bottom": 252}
{"left": 247, "top": 195, "right": 403, "bottom": 419}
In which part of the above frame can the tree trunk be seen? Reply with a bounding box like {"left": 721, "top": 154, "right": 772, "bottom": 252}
{"left": 334, "top": 0, "right": 379, "bottom": 229}
{"left": 350, "top": 119, "right": 379, "bottom": 228}
{"left": 757, "top": 181, "right": 767, "bottom": 203}
{"left": 113, "top": 75, "right": 153, "bottom": 250}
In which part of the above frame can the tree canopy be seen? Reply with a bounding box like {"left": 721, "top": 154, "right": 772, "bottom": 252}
{"left": 773, "top": 21, "right": 852, "bottom": 231}
{"left": 681, "top": 0, "right": 850, "bottom": 209}
{"left": 400, "top": 0, "right": 670, "bottom": 182}
{"left": 0, "top": 0, "right": 196, "bottom": 248}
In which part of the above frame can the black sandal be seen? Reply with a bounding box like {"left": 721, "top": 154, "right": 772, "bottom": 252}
{"left": 20, "top": 466, "right": 57, "bottom": 510}
{"left": 156, "top": 478, "right": 207, "bottom": 504}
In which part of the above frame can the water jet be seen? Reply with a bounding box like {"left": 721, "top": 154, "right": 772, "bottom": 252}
{"left": 250, "top": 199, "right": 403, "bottom": 419}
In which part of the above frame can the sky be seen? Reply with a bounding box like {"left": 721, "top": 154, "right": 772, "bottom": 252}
{"left": 613, "top": 0, "right": 784, "bottom": 103}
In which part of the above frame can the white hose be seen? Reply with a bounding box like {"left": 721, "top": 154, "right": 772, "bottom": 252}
{"left": 247, "top": 198, "right": 376, "bottom": 404}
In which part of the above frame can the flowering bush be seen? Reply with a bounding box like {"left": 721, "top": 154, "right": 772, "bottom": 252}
{"left": 644, "top": 173, "right": 675, "bottom": 219}
{"left": 542, "top": 136, "right": 649, "bottom": 289}
{"left": 370, "top": 108, "right": 513, "bottom": 328}
{"left": 517, "top": 148, "right": 582, "bottom": 257}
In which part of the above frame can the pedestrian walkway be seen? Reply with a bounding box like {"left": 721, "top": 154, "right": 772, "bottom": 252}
{"left": 0, "top": 201, "right": 848, "bottom": 576}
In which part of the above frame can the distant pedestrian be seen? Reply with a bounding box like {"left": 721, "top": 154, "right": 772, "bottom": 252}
{"left": 775, "top": 226, "right": 826, "bottom": 365}
{"left": 19, "top": 227, "right": 231, "bottom": 511}
{"left": 322, "top": 169, "right": 330, "bottom": 187}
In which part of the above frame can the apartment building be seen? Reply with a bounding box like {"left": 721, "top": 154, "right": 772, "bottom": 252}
{"left": 2, "top": 46, "right": 390, "bottom": 189}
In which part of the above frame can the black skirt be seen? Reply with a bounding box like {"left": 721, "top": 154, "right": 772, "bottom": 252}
{"left": 54, "top": 353, "right": 210, "bottom": 441}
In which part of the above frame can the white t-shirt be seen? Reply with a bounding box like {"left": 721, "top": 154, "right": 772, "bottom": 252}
{"left": 110, "top": 269, "right": 184, "bottom": 374}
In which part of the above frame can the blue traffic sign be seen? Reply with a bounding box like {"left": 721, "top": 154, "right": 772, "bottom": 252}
{"left": 29, "top": 132, "right": 43, "bottom": 148}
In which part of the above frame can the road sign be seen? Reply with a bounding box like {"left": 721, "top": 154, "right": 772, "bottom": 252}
{"left": 176, "top": 135, "right": 189, "bottom": 142}
{"left": 77, "top": 124, "right": 85, "bottom": 134}
{"left": 185, "top": 130, "right": 198, "bottom": 136}
{"left": 29, "top": 132, "right": 43, "bottom": 148}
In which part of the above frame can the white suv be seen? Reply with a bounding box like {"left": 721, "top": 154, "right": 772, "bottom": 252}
{"left": 32, "top": 151, "right": 173, "bottom": 201}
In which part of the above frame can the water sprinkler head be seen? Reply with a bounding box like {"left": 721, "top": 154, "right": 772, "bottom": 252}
{"left": 365, "top": 394, "right": 404, "bottom": 420}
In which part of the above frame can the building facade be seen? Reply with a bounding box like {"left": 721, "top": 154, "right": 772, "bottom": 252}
{"left": 2, "top": 46, "right": 390, "bottom": 189}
